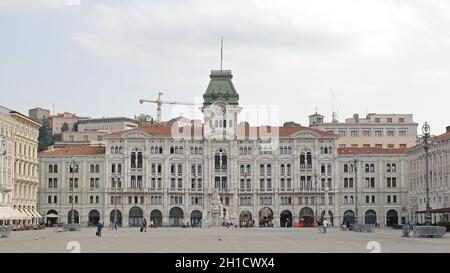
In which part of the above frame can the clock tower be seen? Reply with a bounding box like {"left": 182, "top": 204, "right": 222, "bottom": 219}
{"left": 202, "top": 70, "right": 242, "bottom": 139}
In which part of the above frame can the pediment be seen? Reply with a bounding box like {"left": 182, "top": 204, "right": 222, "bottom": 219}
{"left": 291, "top": 130, "right": 320, "bottom": 138}
{"left": 123, "top": 131, "right": 151, "bottom": 139}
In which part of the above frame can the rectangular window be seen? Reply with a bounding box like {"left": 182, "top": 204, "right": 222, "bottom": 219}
{"left": 387, "top": 144, "right": 395, "bottom": 148}
{"left": 339, "top": 130, "right": 346, "bottom": 137}
{"left": 399, "top": 130, "right": 407, "bottom": 137}
{"left": 387, "top": 118, "right": 393, "bottom": 123}
{"left": 339, "top": 144, "right": 346, "bottom": 148}
{"left": 375, "top": 144, "right": 382, "bottom": 148}
{"left": 375, "top": 118, "right": 381, "bottom": 123}
{"left": 375, "top": 131, "right": 382, "bottom": 137}
{"left": 351, "top": 144, "right": 358, "bottom": 148}
{"left": 363, "top": 144, "right": 370, "bottom": 147}
{"left": 363, "top": 130, "right": 370, "bottom": 137}
{"left": 351, "top": 130, "right": 358, "bottom": 137}
{"left": 399, "top": 118, "right": 405, "bottom": 123}
{"left": 387, "top": 130, "right": 394, "bottom": 137}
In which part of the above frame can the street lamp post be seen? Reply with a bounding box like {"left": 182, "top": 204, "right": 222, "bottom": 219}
{"left": 352, "top": 155, "right": 359, "bottom": 224}
{"left": 68, "top": 158, "right": 79, "bottom": 225}
{"left": 422, "top": 122, "right": 432, "bottom": 225}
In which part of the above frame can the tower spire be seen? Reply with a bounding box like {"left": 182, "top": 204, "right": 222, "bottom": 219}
{"left": 220, "top": 37, "right": 223, "bottom": 71}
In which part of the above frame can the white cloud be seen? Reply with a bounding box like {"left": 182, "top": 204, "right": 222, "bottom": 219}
{"left": 414, "top": 69, "right": 450, "bottom": 82}
{"left": 0, "top": 0, "right": 68, "bottom": 12}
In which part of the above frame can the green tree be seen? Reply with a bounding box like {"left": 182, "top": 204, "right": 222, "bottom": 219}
{"left": 283, "top": 121, "right": 301, "bottom": 127}
{"left": 61, "top": 122, "right": 69, "bottom": 132}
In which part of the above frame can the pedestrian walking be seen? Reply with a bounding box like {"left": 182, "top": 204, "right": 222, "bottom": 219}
{"left": 322, "top": 219, "right": 328, "bottom": 234}
{"left": 143, "top": 218, "right": 147, "bottom": 232}
{"left": 97, "top": 222, "right": 104, "bottom": 237}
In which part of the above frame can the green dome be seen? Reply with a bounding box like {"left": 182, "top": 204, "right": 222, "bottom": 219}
{"left": 203, "top": 70, "right": 239, "bottom": 106}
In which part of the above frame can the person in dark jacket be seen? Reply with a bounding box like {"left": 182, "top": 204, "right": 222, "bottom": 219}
{"left": 97, "top": 222, "right": 104, "bottom": 237}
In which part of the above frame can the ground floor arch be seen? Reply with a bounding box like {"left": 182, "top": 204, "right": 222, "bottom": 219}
{"left": 321, "top": 210, "right": 334, "bottom": 226}
{"left": 46, "top": 209, "right": 58, "bottom": 225}
{"left": 259, "top": 207, "right": 273, "bottom": 227}
{"left": 190, "top": 210, "right": 202, "bottom": 227}
{"left": 343, "top": 210, "right": 355, "bottom": 226}
{"left": 239, "top": 210, "right": 253, "bottom": 227}
{"left": 67, "top": 209, "right": 79, "bottom": 224}
{"left": 88, "top": 209, "right": 100, "bottom": 226}
{"left": 280, "top": 210, "right": 292, "bottom": 227}
{"left": 299, "top": 207, "right": 314, "bottom": 227}
{"left": 365, "top": 210, "right": 377, "bottom": 225}
{"left": 386, "top": 209, "right": 398, "bottom": 227}
{"left": 129, "top": 207, "right": 143, "bottom": 227}
{"left": 150, "top": 210, "right": 162, "bottom": 227}
{"left": 169, "top": 207, "right": 184, "bottom": 227}
{"left": 110, "top": 209, "right": 122, "bottom": 227}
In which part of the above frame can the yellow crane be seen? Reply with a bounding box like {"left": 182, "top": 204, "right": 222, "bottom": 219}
{"left": 139, "top": 92, "right": 196, "bottom": 123}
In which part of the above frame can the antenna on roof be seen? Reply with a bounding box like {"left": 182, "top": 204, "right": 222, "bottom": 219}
{"left": 331, "top": 89, "right": 338, "bottom": 123}
{"left": 220, "top": 37, "right": 224, "bottom": 71}
{"left": 52, "top": 102, "right": 55, "bottom": 116}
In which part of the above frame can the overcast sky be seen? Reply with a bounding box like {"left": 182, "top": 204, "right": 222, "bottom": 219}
{"left": 1, "top": 0, "right": 449, "bottom": 135}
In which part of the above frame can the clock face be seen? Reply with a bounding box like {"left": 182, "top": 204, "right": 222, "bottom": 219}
{"left": 422, "top": 124, "right": 430, "bottom": 134}
{"left": 215, "top": 106, "right": 225, "bottom": 116}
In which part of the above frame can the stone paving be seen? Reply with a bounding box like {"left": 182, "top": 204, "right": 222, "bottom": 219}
{"left": 0, "top": 227, "right": 449, "bottom": 253}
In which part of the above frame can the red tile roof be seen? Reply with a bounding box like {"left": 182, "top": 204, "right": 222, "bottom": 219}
{"left": 38, "top": 146, "right": 105, "bottom": 156}
{"left": 338, "top": 147, "right": 407, "bottom": 155}
{"left": 104, "top": 124, "right": 338, "bottom": 139}
{"left": 434, "top": 131, "right": 450, "bottom": 142}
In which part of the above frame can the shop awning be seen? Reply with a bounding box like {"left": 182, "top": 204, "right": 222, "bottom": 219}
{"left": 18, "top": 209, "right": 32, "bottom": 219}
{"left": 32, "top": 209, "right": 42, "bottom": 218}
{"left": 416, "top": 207, "right": 450, "bottom": 214}
{"left": 0, "top": 208, "right": 12, "bottom": 220}
{"left": 0, "top": 207, "right": 29, "bottom": 220}
{"left": 45, "top": 213, "right": 59, "bottom": 218}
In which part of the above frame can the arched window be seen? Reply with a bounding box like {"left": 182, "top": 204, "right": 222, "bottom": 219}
{"left": 115, "top": 146, "right": 119, "bottom": 154}
{"left": 372, "top": 196, "right": 375, "bottom": 203}
{"left": 324, "top": 147, "right": 328, "bottom": 154}
{"left": 131, "top": 152, "right": 136, "bottom": 168}
{"left": 90, "top": 196, "right": 94, "bottom": 203}
{"left": 344, "top": 164, "right": 348, "bottom": 173}
{"left": 49, "top": 164, "right": 53, "bottom": 173}
{"left": 344, "top": 178, "right": 348, "bottom": 188}
{"left": 287, "top": 164, "right": 291, "bottom": 176}
{"left": 69, "top": 195, "right": 73, "bottom": 204}
{"left": 178, "top": 164, "right": 183, "bottom": 175}
{"left": 365, "top": 164, "right": 370, "bottom": 173}
{"left": 151, "top": 147, "right": 155, "bottom": 154}
{"left": 386, "top": 163, "right": 391, "bottom": 172}
{"left": 137, "top": 152, "right": 143, "bottom": 168}
{"left": 48, "top": 196, "right": 52, "bottom": 204}
{"left": 267, "top": 164, "right": 272, "bottom": 176}
{"left": 112, "top": 164, "right": 116, "bottom": 173}
{"left": 240, "top": 165, "right": 245, "bottom": 175}
{"left": 119, "top": 146, "right": 123, "bottom": 154}
{"left": 328, "top": 146, "right": 332, "bottom": 154}
{"left": 344, "top": 196, "right": 348, "bottom": 204}
{"left": 171, "top": 164, "right": 176, "bottom": 175}
{"left": 392, "top": 163, "right": 396, "bottom": 172}
{"left": 195, "top": 147, "right": 199, "bottom": 155}
{"left": 366, "top": 196, "right": 370, "bottom": 203}
{"left": 260, "top": 165, "right": 265, "bottom": 176}
{"left": 96, "top": 196, "right": 99, "bottom": 203}
{"left": 90, "top": 164, "right": 95, "bottom": 173}
{"left": 280, "top": 164, "right": 285, "bottom": 176}
{"left": 54, "top": 164, "right": 58, "bottom": 173}
{"left": 54, "top": 196, "right": 57, "bottom": 203}
{"left": 111, "top": 147, "right": 115, "bottom": 154}
{"left": 370, "top": 164, "right": 375, "bottom": 172}
{"left": 75, "top": 196, "right": 78, "bottom": 203}
{"left": 95, "top": 164, "right": 100, "bottom": 173}
{"left": 118, "top": 164, "right": 122, "bottom": 173}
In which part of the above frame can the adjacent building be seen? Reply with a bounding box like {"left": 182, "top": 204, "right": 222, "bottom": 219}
{"left": 408, "top": 127, "right": 450, "bottom": 224}
{"left": 0, "top": 106, "right": 41, "bottom": 225}
{"left": 28, "top": 107, "right": 50, "bottom": 123}
{"left": 49, "top": 112, "right": 80, "bottom": 134}
{"left": 309, "top": 112, "right": 418, "bottom": 149}
{"left": 77, "top": 117, "right": 139, "bottom": 132}
{"left": 337, "top": 147, "right": 409, "bottom": 227}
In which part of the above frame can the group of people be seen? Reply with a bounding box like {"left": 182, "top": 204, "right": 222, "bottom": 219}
{"left": 140, "top": 219, "right": 155, "bottom": 232}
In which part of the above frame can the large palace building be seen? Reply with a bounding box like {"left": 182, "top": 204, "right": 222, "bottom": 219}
{"left": 37, "top": 70, "right": 412, "bottom": 228}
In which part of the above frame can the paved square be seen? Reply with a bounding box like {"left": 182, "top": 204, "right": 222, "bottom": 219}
{"left": 0, "top": 227, "right": 449, "bottom": 253}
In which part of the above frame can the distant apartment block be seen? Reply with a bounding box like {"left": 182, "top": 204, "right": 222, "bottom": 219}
{"left": 309, "top": 112, "right": 418, "bottom": 148}
{"left": 77, "top": 117, "right": 139, "bottom": 132}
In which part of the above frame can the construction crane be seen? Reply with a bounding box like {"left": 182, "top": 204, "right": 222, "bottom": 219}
{"left": 139, "top": 92, "right": 196, "bottom": 123}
